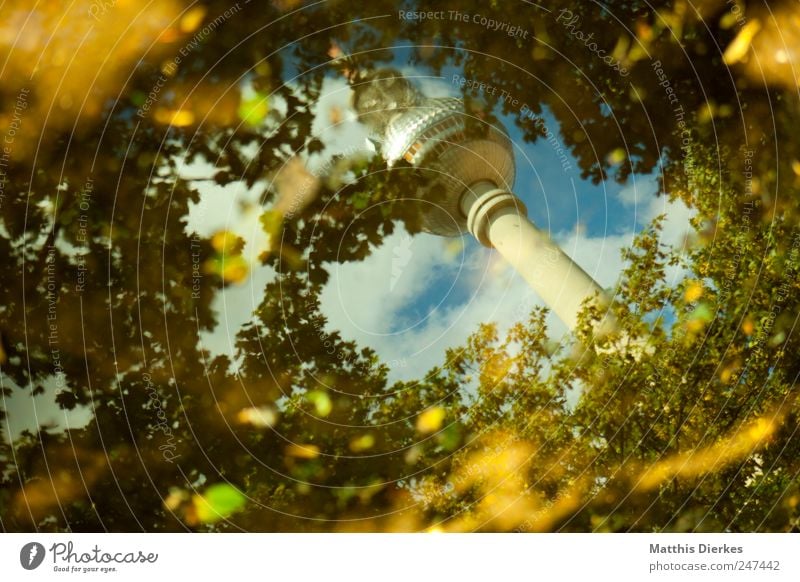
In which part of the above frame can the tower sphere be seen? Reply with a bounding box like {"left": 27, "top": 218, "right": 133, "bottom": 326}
{"left": 353, "top": 70, "right": 515, "bottom": 236}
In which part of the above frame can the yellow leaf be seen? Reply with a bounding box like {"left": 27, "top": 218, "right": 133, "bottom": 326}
{"left": 158, "top": 28, "right": 182, "bottom": 44}
{"left": 236, "top": 406, "right": 277, "bottom": 428}
{"left": 635, "top": 21, "right": 654, "bottom": 42}
{"left": 719, "top": 10, "right": 740, "bottom": 30}
{"left": 154, "top": 108, "right": 194, "bottom": 127}
{"left": 203, "top": 254, "right": 249, "bottom": 284}
{"left": 163, "top": 488, "right": 188, "bottom": 511}
{"left": 723, "top": 20, "right": 761, "bottom": 65}
{"left": 180, "top": 7, "right": 207, "bottom": 33}
{"left": 416, "top": 406, "right": 446, "bottom": 434}
{"left": 611, "top": 35, "right": 630, "bottom": 61}
{"left": 607, "top": 147, "right": 626, "bottom": 165}
{"left": 697, "top": 102, "right": 715, "bottom": 124}
{"left": 685, "top": 318, "right": 705, "bottom": 333}
{"left": 720, "top": 361, "right": 740, "bottom": 383}
{"left": 349, "top": 433, "right": 375, "bottom": 452}
{"left": 684, "top": 281, "right": 703, "bottom": 303}
{"left": 210, "top": 230, "right": 242, "bottom": 254}
{"left": 260, "top": 209, "right": 284, "bottom": 242}
{"left": 404, "top": 445, "right": 422, "bottom": 464}
{"left": 220, "top": 255, "right": 249, "bottom": 284}
{"left": 747, "top": 417, "right": 774, "bottom": 441}
{"left": 717, "top": 104, "right": 734, "bottom": 117}
{"left": 285, "top": 443, "right": 320, "bottom": 459}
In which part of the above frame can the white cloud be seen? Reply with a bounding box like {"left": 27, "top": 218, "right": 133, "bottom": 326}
{"left": 308, "top": 77, "right": 373, "bottom": 170}
{"left": 1, "top": 375, "right": 93, "bottom": 443}
{"left": 616, "top": 174, "right": 696, "bottom": 285}
{"left": 320, "top": 227, "right": 561, "bottom": 382}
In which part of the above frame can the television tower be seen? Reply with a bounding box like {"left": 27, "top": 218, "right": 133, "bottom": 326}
{"left": 352, "top": 70, "right": 614, "bottom": 333}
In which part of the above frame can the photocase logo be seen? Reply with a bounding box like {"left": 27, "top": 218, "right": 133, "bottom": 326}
{"left": 20, "top": 542, "right": 46, "bottom": 570}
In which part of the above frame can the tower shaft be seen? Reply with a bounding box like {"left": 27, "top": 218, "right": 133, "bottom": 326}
{"left": 462, "top": 181, "right": 609, "bottom": 332}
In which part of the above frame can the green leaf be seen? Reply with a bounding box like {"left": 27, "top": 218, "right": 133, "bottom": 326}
{"left": 260, "top": 209, "right": 284, "bottom": 242}
{"left": 351, "top": 191, "right": 370, "bottom": 210}
{"left": 238, "top": 93, "right": 269, "bottom": 127}
{"left": 193, "top": 484, "right": 247, "bottom": 524}
{"left": 306, "top": 390, "right": 332, "bottom": 417}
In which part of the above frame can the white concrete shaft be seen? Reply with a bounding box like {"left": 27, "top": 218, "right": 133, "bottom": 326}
{"left": 461, "top": 181, "right": 610, "bottom": 332}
